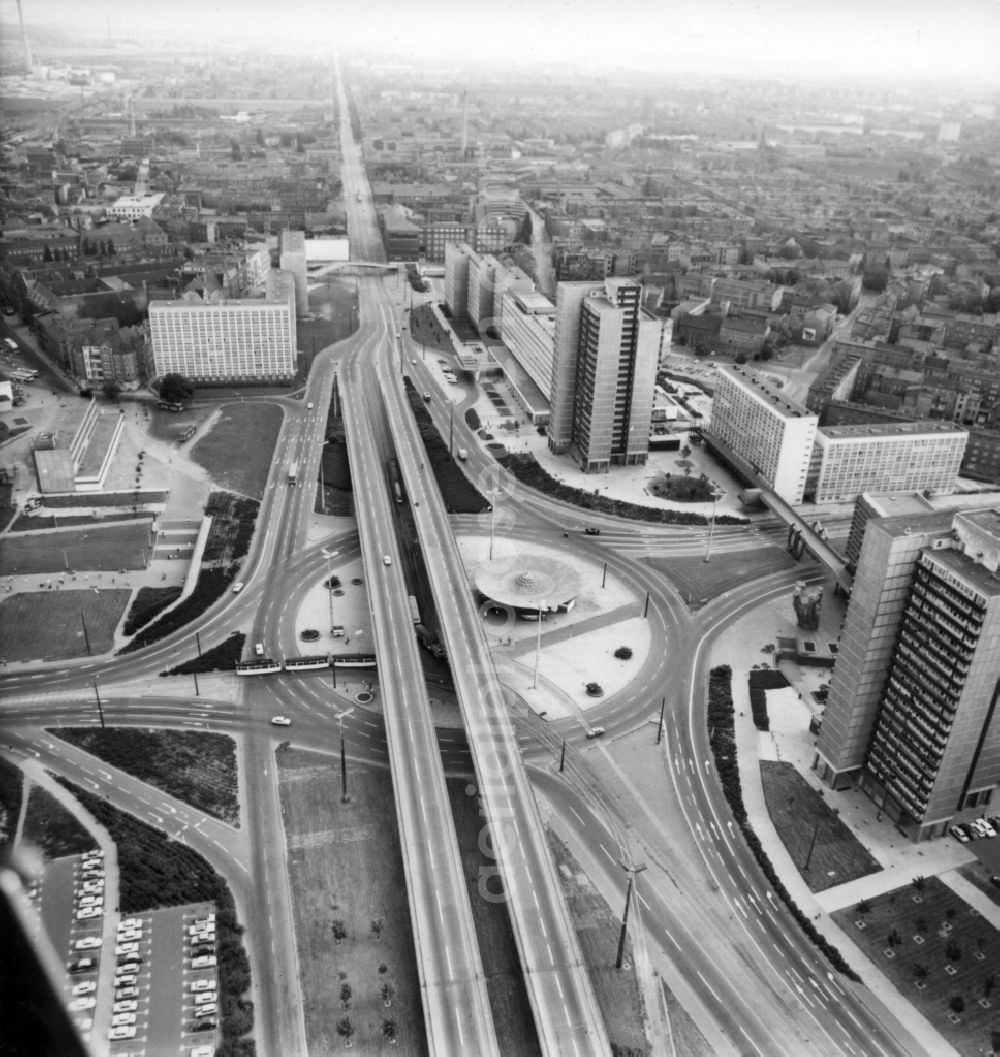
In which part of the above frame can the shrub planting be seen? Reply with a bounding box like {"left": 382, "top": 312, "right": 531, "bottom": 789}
{"left": 498, "top": 453, "right": 748, "bottom": 527}
{"left": 0, "top": 756, "right": 24, "bottom": 848}
{"left": 123, "top": 587, "right": 182, "bottom": 635}
{"left": 165, "top": 632, "right": 246, "bottom": 676}
{"left": 464, "top": 407, "right": 481, "bottom": 431}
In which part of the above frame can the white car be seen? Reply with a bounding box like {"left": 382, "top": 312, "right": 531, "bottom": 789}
{"left": 76, "top": 907, "right": 102, "bottom": 921}
{"left": 189, "top": 923, "right": 214, "bottom": 937}
{"left": 111, "top": 1013, "right": 136, "bottom": 1027}
{"left": 232, "top": 581, "right": 244, "bottom": 593}
{"left": 117, "top": 928, "right": 142, "bottom": 942}
{"left": 81, "top": 880, "right": 104, "bottom": 893}
{"left": 383, "top": 555, "right": 392, "bottom": 566}
{"left": 69, "top": 997, "right": 96, "bottom": 1012}
{"left": 74, "top": 937, "right": 102, "bottom": 951}
{"left": 71, "top": 982, "right": 96, "bottom": 996}
{"left": 115, "top": 987, "right": 138, "bottom": 1000}
{"left": 975, "top": 818, "right": 997, "bottom": 838}
{"left": 115, "top": 942, "right": 139, "bottom": 956}
{"left": 109, "top": 1026, "right": 136, "bottom": 1041}
{"left": 119, "top": 917, "right": 142, "bottom": 930}
{"left": 113, "top": 1000, "right": 138, "bottom": 1013}
{"left": 193, "top": 915, "right": 215, "bottom": 926}
{"left": 307, "top": 402, "right": 314, "bottom": 409}
{"left": 195, "top": 1003, "right": 217, "bottom": 1017}
{"left": 191, "top": 978, "right": 216, "bottom": 992}
{"left": 82, "top": 857, "right": 103, "bottom": 869}
{"left": 78, "top": 895, "right": 102, "bottom": 907}
{"left": 191, "top": 955, "right": 216, "bottom": 969}
{"left": 194, "top": 992, "right": 217, "bottom": 1006}
{"left": 115, "top": 974, "right": 137, "bottom": 987}
{"left": 191, "top": 1047, "right": 215, "bottom": 1057}
{"left": 270, "top": 716, "right": 291, "bottom": 727}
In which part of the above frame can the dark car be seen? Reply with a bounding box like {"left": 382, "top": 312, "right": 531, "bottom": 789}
{"left": 117, "top": 955, "right": 143, "bottom": 968}
{"left": 584, "top": 527, "right": 601, "bottom": 536}
{"left": 192, "top": 1020, "right": 216, "bottom": 1032}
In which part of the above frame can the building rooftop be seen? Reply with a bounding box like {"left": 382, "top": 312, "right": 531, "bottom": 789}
{"left": 719, "top": 365, "right": 815, "bottom": 420}
{"left": 511, "top": 291, "right": 554, "bottom": 314}
{"left": 924, "top": 545, "right": 1000, "bottom": 597}
{"left": 819, "top": 420, "right": 967, "bottom": 440}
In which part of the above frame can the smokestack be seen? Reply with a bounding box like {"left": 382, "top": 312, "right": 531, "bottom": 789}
{"left": 460, "top": 90, "right": 468, "bottom": 158}
{"left": 16, "top": 0, "right": 33, "bottom": 75}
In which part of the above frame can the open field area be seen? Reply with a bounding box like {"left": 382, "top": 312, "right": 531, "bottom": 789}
{"left": 0, "top": 521, "right": 152, "bottom": 576}
{"left": 546, "top": 832, "right": 650, "bottom": 1056}
{"left": 54, "top": 728, "right": 240, "bottom": 825}
{"left": 0, "top": 588, "right": 130, "bottom": 661}
{"left": 760, "top": 761, "right": 882, "bottom": 892}
{"left": 145, "top": 402, "right": 212, "bottom": 443}
{"left": 191, "top": 401, "right": 283, "bottom": 500}
{"left": 644, "top": 546, "right": 802, "bottom": 606}
{"left": 447, "top": 778, "right": 540, "bottom": 1056}
{"left": 832, "top": 876, "right": 1000, "bottom": 1057}
{"left": 22, "top": 783, "right": 94, "bottom": 858}
{"left": 278, "top": 748, "right": 427, "bottom": 1057}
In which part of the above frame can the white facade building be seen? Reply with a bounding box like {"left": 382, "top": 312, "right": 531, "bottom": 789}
{"left": 811, "top": 422, "right": 968, "bottom": 502}
{"left": 710, "top": 366, "right": 818, "bottom": 504}
{"left": 149, "top": 271, "right": 297, "bottom": 382}
{"left": 104, "top": 193, "right": 166, "bottom": 221}
{"left": 499, "top": 289, "right": 556, "bottom": 400}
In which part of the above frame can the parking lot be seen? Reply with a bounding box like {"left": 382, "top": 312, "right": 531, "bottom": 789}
{"left": 30, "top": 850, "right": 219, "bottom": 1055}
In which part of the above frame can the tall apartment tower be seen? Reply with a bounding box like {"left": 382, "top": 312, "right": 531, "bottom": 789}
{"left": 444, "top": 241, "right": 475, "bottom": 319}
{"left": 278, "top": 230, "right": 308, "bottom": 316}
{"left": 815, "top": 505, "right": 1000, "bottom": 841}
{"left": 547, "top": 278, "right": 659, "bottom": 473}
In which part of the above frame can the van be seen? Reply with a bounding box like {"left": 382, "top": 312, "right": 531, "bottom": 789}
{"left": 585, "top": 727, "right": 606, "bottom": 739}
{"left": 232, "top": 582, "right": 244, "bottom": 594}
{"left": 307, "top": 402, "right": 314, "bottom": 409}
{"left": 254, "top": 643, "right": 264, "bottom": 657}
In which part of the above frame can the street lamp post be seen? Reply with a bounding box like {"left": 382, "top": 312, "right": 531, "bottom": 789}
{"left": 80, "top": 611, "right": 92, "bottom": 656}
{"left": 615, "top": 860, "right": 647, "bottom": 970}
{"left": 337, "top": 707, "right": 356, "bottom": 803}
{"left": 322, "top": 549, "right": 336, "bottom": 634}
{"left": 531, "top": 600, "right": 549, "bottom": 690}
{"left": 94, "top": 679, "right": 105, "bottom": 729}
{"left": 703, "top": 487, "right": 722, "bottom": 564}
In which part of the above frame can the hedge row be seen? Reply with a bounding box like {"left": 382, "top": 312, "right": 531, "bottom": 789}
{"left": 749, "top": 687, "right": 770, "bottom": 731}
{"left": 498, "top": 453, "right": 748, "bottom": 526}
{"left": 705, "top": 665, "right": 860, "bottom": 982}
{"left": 203, "top": 492, "right": 259, "bottom": 565}
{"left": 748, "top": 669, "right": 791, "bottom": 690}
{"left": 119, "top": 566, "right": 237, "bottom": 654}
{"left": 122, "top": 587, "right": 182, "bottom": 636}
{"left": 164, "top": 632, "right": 246, "bottom": 676}
{"left": 59, "top": 780, "right": 256, "bottom": 1053}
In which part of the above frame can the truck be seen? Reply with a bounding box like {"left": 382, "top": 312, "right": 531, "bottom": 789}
{"left": 287, "top": 462, "right": 298, "bottom": 485}
{"left": 456, "top": 448, "right": 468, "bottom": 461}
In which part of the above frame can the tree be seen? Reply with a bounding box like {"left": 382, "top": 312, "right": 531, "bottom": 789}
{"left": 102, "top": 380, "right": 121, "bottom": 402}
{"left": 912, "top": 963, "right": 929, "bottom": 985}
{"left": 945, "top": 939, "right": 962, "bottom": 964}
{"left": 336, "top": 1017, "right": 354, "bottom": 1047}
{"left": 855, "top": 899, "right": 873, "bottom": 916}
{"left": 331, "top": 919, "right": 347, "bottom": 944}
{"left": 862, "top": 267, "right": 889, "bottom": 293}
{"left": 614, "top": 646, "right": 633, "bottom": 660}
{"left": 911, "top": 875, "right": 927, "bottom": 897}
{"left": 984, "top": 972, "right": 996, "bottom": 998}
{"left": 370, "top": 918, "right": 383, "bottom": 942}
{"left": 340, "top": 982, "right": 352, "bottom": 1009}
{"left": 381, "top": 981, "right": 394, "bottom": 1007}
{"left": 680, "top": 444, "right": 692, "bottom": 460}
{"left": 886, "top": 928, "right": 901, "bottom": 949}
{"left": 105, "top": 238, "right": 115, "bottom": 257}
{"left": 949, "top": 995, "right": 965, "bottom": 1015}
{"left": 383, "top": 1019, "right": 397, "bottom": 1044}
{"left": 159, "top": 373, "right": 194, "bottom": 403}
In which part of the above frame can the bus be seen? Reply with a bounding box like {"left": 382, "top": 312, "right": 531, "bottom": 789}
{"left": 288, "top": 462, "right": 298, "bottom": 485}
{"left": 158, "top": 400, "right": 184, "bottom": 412}
{"left": 9, "top": 369, "right": 38, "bottom": 382}
{"left": 408, "top": 594, "right": 420, "bottom": 625}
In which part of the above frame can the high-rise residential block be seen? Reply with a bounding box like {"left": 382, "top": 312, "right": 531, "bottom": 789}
{"left": 547, "top": 278, "right": 660, "bottom": 473}
{"left": 815, "top": 502, "right": 1000, "bottom": 840}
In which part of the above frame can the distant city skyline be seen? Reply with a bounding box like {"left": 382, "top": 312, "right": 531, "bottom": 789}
{"left": 2, "top": 0, "right": 999, "bottom": 88}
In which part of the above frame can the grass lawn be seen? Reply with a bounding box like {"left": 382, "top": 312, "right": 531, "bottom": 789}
{"left": 22, "top": 783, "right": 94, "bottom": 858}
{"left": 122, "top": 586, "right": 182, "bottom": 635}
{"left": 0, "top": 588, "right": 131, "bottom": 661}
{"left": 832, "top": 876, "right": 1000, "bottom": 1057}
{"left": 644, "top": 547, "right": 802, "bottom": 607}
{"left": 447, "top": 779, "right": 541, "bottom": 1057}
{"left": 546, "top": 832, "right": 650, "bottom": 1056}
{"left": 277, "top": 748, "right": 427, "bottom": 1056}
{"left": 53, "top": 728, "right": 239, "bottom": 826}
{"left": 759, "top": 761, "right": 882, "bottom": 892}
{"left": 0, "top": 521, "right": 152, "bottom": 575}
{"left": 191, "top": 401, "right": 283, "bottom": 500}
{"left": 409, "top": 303, "right": 451, "bottom": 353}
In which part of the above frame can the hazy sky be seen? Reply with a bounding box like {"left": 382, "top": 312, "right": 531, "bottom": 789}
{"left": 4, "top": 0, "right": 999, "bottom": 85}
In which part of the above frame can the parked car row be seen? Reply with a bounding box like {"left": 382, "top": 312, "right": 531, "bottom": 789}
{"left": 183, "top": 912, "right": 218, "bottom": 1037}
{"left": 75, "top": 852, "right": 105, "bottom": 922}
{"left": 67, "top": 850, "right": 105, "bottom": 1041}
{"left": 949, "top": 816, "right": 1000, "bottom": 843}
{"left": 110, "top": 915, "right": 148, "bottom": 1042}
